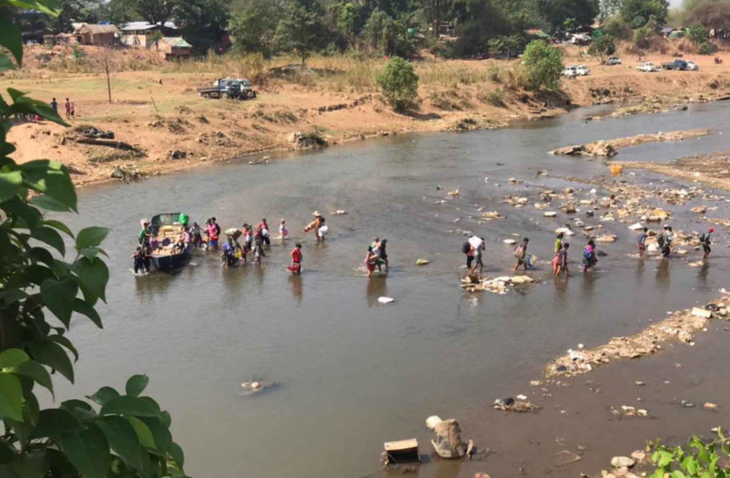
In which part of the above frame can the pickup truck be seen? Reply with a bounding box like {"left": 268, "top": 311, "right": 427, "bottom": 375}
{"left": 661, "top": 59, "right": 689, "bottom": 70}
{"left": 197, "top": 78, "right": 257, "bottom": 100}
{"left": 637, "top": 62, "right": 661, "bottom": 72}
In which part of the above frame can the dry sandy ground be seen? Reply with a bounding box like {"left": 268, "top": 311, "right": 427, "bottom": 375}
{"left": 1, "top": 48, "right": 729, "bottom": 186}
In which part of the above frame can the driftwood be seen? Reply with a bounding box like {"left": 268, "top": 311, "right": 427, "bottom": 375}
{"left": 73, "top": 137, "right": 140, "bottom": 151}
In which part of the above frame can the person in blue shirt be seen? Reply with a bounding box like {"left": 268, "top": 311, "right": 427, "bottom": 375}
{"left": 637, "top": 227, "right": 648, "bottom": 258}
{"left": 50, "top": 98, "right": 58, "bottom": 112}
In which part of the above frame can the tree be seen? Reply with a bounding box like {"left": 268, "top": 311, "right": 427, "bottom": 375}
{"left": 229, "top": 0, "right": 282, "bottom": 57}
{"left": 376, "top": 57, "right": 419, "bottom": 111}
{"left": 132, "top": 0, "right": 177, "bottom": 25}
{"left": 0, "top": 3, "right": 187, "bottom": 477}
{"left": 621, "top": 0, "right": 669, "bottom": 28}
{"left": 588, "top": 33, "right": 616, "bottom": 61}
{"left": 687, "top": 22, "right": 708, "bottom": 44}
{"left": 363, "top": 8, "right": 416, "bottom": 57}
{"left": 175, "top": 0, "right": 230, "bottom": 52}
{"left": 599, "top": 0, "right": 623, "bottom": 20}
{"left": 538, "top": 0, "right": 600, "bottom": 31}
{"left": 521, "top": 39, "right": 564, "bottom": 90}
{"left": 603, "top": 15, "right": 631, "bottom": 38}
{"left": 488, "top": 34, "right": 527, "bottom": 58}
{"left": 686, "top": 2, "right": 730, "bottom": 30}
{"left": 108, "top": 0, "right": 140, "bottom": 25}
{"left": 276, "top": 0, "right": 328, "bottom": 64}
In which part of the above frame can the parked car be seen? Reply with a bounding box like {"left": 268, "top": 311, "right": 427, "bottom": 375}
{"left": 637, "top": 62, "right": 661, "bottom": 72}
{"left": 606, "top": 56, "right": 622, "bottom": 65}
{"left": 686, "top": 60, "right": 699, "bottom": 71}
{"left": 661, "top": 59, "right": 689, "bottom": 70}
{"left": 562, "top": 66, "right": 577, "bottom": 77}
{"left": 575, "top": 65, "right": 591, "bottom": 76}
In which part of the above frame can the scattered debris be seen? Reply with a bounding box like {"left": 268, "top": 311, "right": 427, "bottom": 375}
{"left": 416, "top": 259, "right": 430, "bottom": 266}
{"left": 611, "top": 456, "right": 636, "bottom": 468}
{"left": 378, "top": 297, "right": 395, "bottom": 305}
{"left": 240, "top": 380, "right": 279, "bottom": 395}
{"left": 461, "top": 275, "right": 539, "bottom": 294}
{"left": 382, "top": 439, "right": 420, "bottom": 467}
{"left": 493, "top": 398, "right": 538, "bottom": 412}
{"left": 552, "top": 450, "right": 582, "bottom": 467}
{"left": 289, "top": 131, "right": 327, "bottom": 149}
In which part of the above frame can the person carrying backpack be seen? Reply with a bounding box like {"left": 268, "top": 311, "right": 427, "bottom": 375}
{"left": 701, "top": 227, "right": 715, "bottom": 259}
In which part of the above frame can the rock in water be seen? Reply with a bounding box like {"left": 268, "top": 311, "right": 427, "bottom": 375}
{"left": 611, "top": 457, "right": 636, "bottom": 468}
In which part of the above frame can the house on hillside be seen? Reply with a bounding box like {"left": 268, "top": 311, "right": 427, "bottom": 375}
{"left": 121, "top": 21, "right": 178, "bottom": 48}
{"left": 73, "top": 23, "right": 120, "bottom": 45}
{"left": 156, "top": 37, "right": 193, "bottom": 60}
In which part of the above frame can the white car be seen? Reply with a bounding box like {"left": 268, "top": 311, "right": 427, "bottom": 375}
{"left": 637, "top": 62, "right": 661, "bottom": 72}
{"left": 562, "top": 66, "right": 577, "bottom": 77}
{"left": 686, "top": 60, "right": 699, "bottom": 71}
{"left": 606, "top": 56, "right": 622, "bottom": 65}
{"left": 575, "top": 65, "right": 591, "bottom": 76}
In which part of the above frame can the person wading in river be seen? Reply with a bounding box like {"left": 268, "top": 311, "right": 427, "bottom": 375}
{"left": 288, "top": 243, "right": 303, "bottom": 274}
{"left": 554, "top": 232, "right": 564, "bottom": 257}
{"left": 305, "top": 212, "right": 326, "bottom": 242}
{"left": 364, "top": 246, "right": 379, "bottom": 279}
{"left": 637, "top": 227, "right": 648, "bottom": 258}
{"left": 701, "top": 227, "right": 714, "bottom": 260}
{"left": 514, "top": 238, "right": 529, "bottom": 271}
{"left": 554, "top": 242, "right": 569, "bottom": 276}
{"left": 659, "top": 225, "right": 673, "bottom": 258}
{"left": 469, "top": 235, "right": 485, "bottom": 277}
{"left": 257, "top": 218, "right": 271, "bottom": 246}
{"left": 583, "top": 240, "right": 597, "bottom": 272}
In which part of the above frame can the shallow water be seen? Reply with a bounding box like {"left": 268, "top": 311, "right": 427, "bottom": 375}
{"left": 55, "top": 102, "right": 730, "bottom": 478}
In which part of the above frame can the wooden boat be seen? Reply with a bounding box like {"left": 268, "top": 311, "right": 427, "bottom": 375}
{"left": 148, "top": 213, "right": 193, "bottom": 271}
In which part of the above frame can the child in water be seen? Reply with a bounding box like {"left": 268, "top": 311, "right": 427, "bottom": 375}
{"left": 279, "top": 219, "right": 288, "bottom": 239}
{"left": 288, "top": 243, "right": 303, "bottom": 274}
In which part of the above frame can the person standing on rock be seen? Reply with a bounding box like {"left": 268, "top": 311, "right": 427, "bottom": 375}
{"left": 513, "top": 238, "right": 529, "bottom": 271}
{"left": 637, "top": 227, "right": 648, "bottom": 258}
{"left": 701, "top": 227, "right": 714, "bottom": 259}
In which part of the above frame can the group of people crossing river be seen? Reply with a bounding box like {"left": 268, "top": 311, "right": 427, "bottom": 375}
{"left": 133, "top": 208, "right": 717, "bottom": 281}
{"left": 462, "top": 223, "right": 717, "bottom": 281}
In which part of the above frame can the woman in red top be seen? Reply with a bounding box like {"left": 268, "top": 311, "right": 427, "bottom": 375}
{"left": 287, "top": 243, "right": 303, "bottom": 274}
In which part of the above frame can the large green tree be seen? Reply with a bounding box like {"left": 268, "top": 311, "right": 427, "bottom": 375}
{"left": 175, "top": 0, "right": 231, "bottom": 51}
{"left": 620, "top": 0, "right": 669, "bottom": 27}
{"left": 229, "top": 0, "right": 283, "bottom": 56}
{"left": 538, "top": 0, "right": 600, "bottom": 31}
{"left": 131, "top": 0, "right": 176, "bottom": 25}
{"left": 276, "top": 0, "right": 329, "bottom": 64}
{"left": 0, "top": 2, "right": 188, "bottom": 477}
{"left": 363, "top": 8, "right": 416, "bottom": 57}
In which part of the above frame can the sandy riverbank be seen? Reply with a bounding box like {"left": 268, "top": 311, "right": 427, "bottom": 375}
{"left": 2, "top": 48, "right": 729, "bottom": 187}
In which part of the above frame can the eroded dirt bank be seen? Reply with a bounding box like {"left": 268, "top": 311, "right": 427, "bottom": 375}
{"left": 2, "top": 49, "right": 729, "bottom": 187}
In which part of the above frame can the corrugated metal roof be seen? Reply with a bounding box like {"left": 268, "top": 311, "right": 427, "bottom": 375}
{"left": 121, "top": 21, "right": 178, "bottom": 31}
{"left": 162, "top": 36, "right": 192, "bottom": 48}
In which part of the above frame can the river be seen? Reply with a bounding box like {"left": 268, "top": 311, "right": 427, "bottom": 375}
{"left": 56, "top": 102, "right": 730, "bottom": 478}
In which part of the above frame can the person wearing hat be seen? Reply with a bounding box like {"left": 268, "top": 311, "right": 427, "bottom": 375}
{"left": 305, "top": 211, "right": 326, "bottom": 242}
{"left": 701, "top": 227, "right": 715, "bottom": 259}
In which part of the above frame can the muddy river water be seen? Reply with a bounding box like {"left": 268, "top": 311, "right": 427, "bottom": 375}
{"left": 57, "top": 102, "right": 730, "bottom": 478}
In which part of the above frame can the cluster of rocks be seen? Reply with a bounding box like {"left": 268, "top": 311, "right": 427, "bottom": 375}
{"left": 545, "top": 300, "right": 728, "bottom": 378}
{"left": 460, "top": 275, "right": 539, "bottom": 295}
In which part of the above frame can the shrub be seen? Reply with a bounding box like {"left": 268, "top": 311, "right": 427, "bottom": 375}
{"left": 480, "top": 88, "right": 506, "bottom": 107}
{"left": 521, "top": 40, "right": 564, "bottom": 91}
{"left": 589, "top": 34, "right": 617, "bottom": 62}
{"left": 633, "top": 25, "right": 654, "bottom": 49}
{"left": 688, "top": 22, "right": 709, "bottom": 45}
{"left": 603, "top": 16, "right": 632, "bottom": 40}
{"left": 650, "top": 430, "right": 730, "bottom": 478}
{"left": 699, "top": 41, "right": 717, "bottom": 55}
{"left": 488, "top": 64, "right": 502, "bottom": 83}
{"left": 376, "top": 57, "right": 419, "bottom": 112}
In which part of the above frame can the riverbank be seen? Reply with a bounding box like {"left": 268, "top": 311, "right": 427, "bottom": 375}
{"left": 2, "top": 48, "right": 729, "bottom": 187}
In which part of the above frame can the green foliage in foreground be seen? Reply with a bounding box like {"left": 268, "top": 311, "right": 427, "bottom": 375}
{"left": 0, "top": 1, "right": 188, "bottom": 477}
{"left": 376, "top": 57, "right": 419, "bottom": 112}
{"left": 521, "top": 40, "right": 564, "bottom": 91}
{"left": 651, "top": 430, "right": 730, "bottom": 478}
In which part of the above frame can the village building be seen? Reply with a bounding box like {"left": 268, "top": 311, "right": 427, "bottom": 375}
{"left": 121, "top": 22, "right": 178, "bottom": 48}
{"left": 156, "top": 37, "right": 193, "bottom": 60}
{"left": 73, "top": 23, "right": 120, "bottom": 46}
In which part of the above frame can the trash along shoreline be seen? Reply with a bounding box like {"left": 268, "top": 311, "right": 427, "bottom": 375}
{"left": 550, "top": 129, "right": 711, "bottom": 158}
